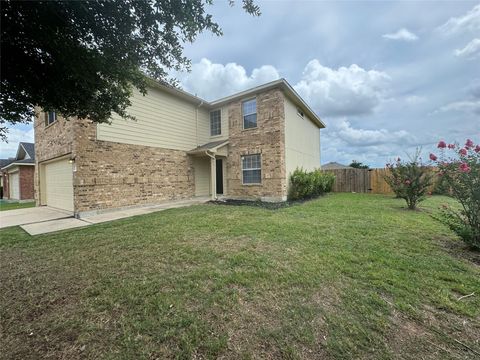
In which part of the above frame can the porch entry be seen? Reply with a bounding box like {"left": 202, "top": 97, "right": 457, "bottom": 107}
{"left": 216, "top": 159, "right": 223, "bottom": 195}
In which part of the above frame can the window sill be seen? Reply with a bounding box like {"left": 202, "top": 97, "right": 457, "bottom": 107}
{"left": 242, "top": 126, "right": 258, "bottom": 131}
{"left": 242, "top": 183, "right": 262, "bottom": 186}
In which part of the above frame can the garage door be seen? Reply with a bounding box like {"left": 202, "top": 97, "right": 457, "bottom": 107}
{"left": 9, "top": 172, "right": 20, "bottom": 200}
{"left": 44, "top": 159, "right": 74, "bottom": 212}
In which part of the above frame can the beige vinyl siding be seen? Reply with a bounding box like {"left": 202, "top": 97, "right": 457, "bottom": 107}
{"left": 284, "top": 97, "right": 321, "bottom": 185}
{"left": 197, "top": 106, "right": 229, "bottom": 143}
{"left": 193, "top": 157, "right": 211, "bottom": 196}
{"left": 97, "top": 87, "right": 208, "bottom": 151}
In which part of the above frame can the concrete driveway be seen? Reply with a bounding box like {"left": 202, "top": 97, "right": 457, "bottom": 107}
{"left": 1, "top": 198, "right": 210, "bottom": 235}
{"left": 0, "top": 206, "right": 74, "bottom": 229}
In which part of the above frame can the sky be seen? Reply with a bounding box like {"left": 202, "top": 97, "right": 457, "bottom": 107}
{"left": 1, "top": 0, "right": 479, "bottom": 167}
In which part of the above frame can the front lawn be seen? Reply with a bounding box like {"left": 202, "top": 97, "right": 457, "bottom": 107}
{"left": 0, "top": 200, "right": 35, "bottom": 211}
{"left": 1, "top": 194, "right": 479, "bottom": 359}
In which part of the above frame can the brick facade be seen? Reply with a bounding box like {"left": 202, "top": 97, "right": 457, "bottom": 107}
{"left": 35, "top": 85, "right": 293, "bottom": 215}
{"left": 73, "top": 120, "right": 195, "bottom": 213}
{"left": 226, "top": 89, "right": 287, "bottom": 201}
{"left": 19, "top": 166, "right": 35, "bottom": 200}
{"left": 34, "top": 114, "right": 195, "bottom": 215}
{"left": 2, "top": 166, "right": 34, "bottom": 200}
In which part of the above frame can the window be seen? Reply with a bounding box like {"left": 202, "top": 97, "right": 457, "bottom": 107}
{"left": 242, "top": 154, "right": 261, "bottom": 184}
{"left": 242, "top": 98, "right": 257, "bottom": 129}
{"left": 297, "top": 108, "right": 304, "bottom": 118}
{"left": 45, "top": 111, "right": 57, "bottom": 126}
{"left": 210, "top": 109, "right": 221, "bottom": 136}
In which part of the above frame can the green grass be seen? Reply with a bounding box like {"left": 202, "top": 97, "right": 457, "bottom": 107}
{"left": 1, "top": 194, "right": 479, "bottom": 359}
{"left": 0, "top": 200, "right": 35, "bottom": 211}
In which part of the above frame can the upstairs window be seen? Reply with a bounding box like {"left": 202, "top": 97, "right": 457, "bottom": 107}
{"left": 45, "top": 111, "right": 57, "bottom": 126}
{"left": 242, "top": 98, "right": 257, "bottom": 129}
{"left": 297, "top": 108, "right": 305, "bottom": 118}
{"left": 210, "top": 109, "right": 221, "bottom": 136}
{"left": 242, "top": 154, "right": 262, "bottom": 184}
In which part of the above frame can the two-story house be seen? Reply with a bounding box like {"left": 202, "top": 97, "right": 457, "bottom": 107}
{"left": 34, "top": 78, "right": 325, "bottom": 217}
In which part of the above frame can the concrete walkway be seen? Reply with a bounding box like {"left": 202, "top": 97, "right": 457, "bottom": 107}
{"left": 15, "top": 197, "right": 210, "bottom": 235}
{"left": 0, "top": 206, "right": 73, "bottom": 229}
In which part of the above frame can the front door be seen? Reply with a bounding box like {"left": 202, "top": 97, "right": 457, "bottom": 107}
{"left": 216, "top": 159, "right": 223, "bottom": 195}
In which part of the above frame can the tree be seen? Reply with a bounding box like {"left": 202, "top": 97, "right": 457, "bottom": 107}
{"left": 349, "top": 160, "right": 369, "bottom": 169}
{"left": 430, "top": 139, "right": 480, "bottom": 250}
{"left": 0, "top": 0, "right": 260, "bottom": 140}
{"left": 384, "top": 150, "right": 433, "bottom": 210}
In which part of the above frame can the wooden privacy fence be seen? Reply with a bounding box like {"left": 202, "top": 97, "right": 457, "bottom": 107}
{"left": 324, "top": 168, "right": 394, "bottom": 194}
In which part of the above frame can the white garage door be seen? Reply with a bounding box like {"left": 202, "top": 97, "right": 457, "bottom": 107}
{"left": 44, "top": 159, "right": 74, "bottom": 212}
{"left": 9, "top": 172, "right": 20, "bottom": 200}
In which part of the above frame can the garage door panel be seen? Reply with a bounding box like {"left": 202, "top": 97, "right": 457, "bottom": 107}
{"left": 10, "top": 172, "right": 19, "bottom": 200}
{"left": 44, "top": 159, "right": 74, "bottom": 212}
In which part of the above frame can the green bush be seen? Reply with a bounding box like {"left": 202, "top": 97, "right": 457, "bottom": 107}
{"left": 289, "top": 168, "right": 335, "bottom": 200}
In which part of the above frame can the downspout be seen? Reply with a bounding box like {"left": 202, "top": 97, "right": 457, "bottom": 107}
{"left": 205, "top": 150, "right": 216, "bottom": 200}
{"left": 195, "top": 100, "right": 204, "bottom": 147}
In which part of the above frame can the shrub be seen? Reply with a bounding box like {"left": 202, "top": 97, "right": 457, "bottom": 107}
{"left": 430, "top": 139, "right": 480, "bottom": 250}
{"left": 384, "top": 150, "right": 434, "bottom": 210}
{"left": 289, "top": 168, "right": 335, "bottom": 200}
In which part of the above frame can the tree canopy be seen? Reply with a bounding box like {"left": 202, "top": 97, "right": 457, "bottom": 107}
{"left": 349, "top": 160, "right": 369, "bottom": 169}
{"left": 0, "top": 0, "right": 260, "bottom": 140}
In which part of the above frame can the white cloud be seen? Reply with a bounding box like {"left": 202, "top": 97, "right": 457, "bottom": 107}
{"left": 454, "top": 38, "right": 480, "bottom": 59}
{"left": 178, "top": 58, "right": 280, "bottom": 100}
{"left": 0, "top": 127, "right": 34, "bottom": 158}
{"left": 435, "top": 100, "right": 480, "bottom": 114}
{"left": 326, "top": 118, "right": 418, "bottom": 147}
{"left": 294, "top": 60, "right": 391, "bottom": 117}
{"left": 382, "top": 28, "right": 419, "bottom": 41}
{"left": 438, "top": 4, "right": 480, "bottom": 34}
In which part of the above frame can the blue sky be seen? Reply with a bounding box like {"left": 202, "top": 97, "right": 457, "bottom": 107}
{"left": 1, "top": 1, "right": 479, "bottom": 167}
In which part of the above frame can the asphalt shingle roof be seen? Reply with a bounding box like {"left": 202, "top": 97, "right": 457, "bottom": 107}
{"left": 19, "top": 142, "right": 35, "bottom": 160}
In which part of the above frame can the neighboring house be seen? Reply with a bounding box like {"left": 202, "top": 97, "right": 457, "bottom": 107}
{"left": 0, "top": 158, "right": 14, "bottom": 198}
{"left": 322, "top": 162, "right": 352, "bottom": 170}
{"left": 1, "top": 143, "right": 35, "bottom": 201}
{"left": 34, "top": 78, "right": 325, "bottom": 217}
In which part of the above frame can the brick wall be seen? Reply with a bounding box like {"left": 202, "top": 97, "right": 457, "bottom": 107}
{"left": 19, "top": 166, "right": 34, "bottom": 200}
{"left": 73, "top": 120, "right": 195, "bottom": 214}
{"left": 34, "top": 110, "right": 76, "bottom": 205}
{"left": 226, "top": 89, "right": 287, "bottom": 201}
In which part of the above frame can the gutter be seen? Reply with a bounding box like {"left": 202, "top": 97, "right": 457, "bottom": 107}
{"left": 195, "top": 100, "right": 204, "bottom": 147}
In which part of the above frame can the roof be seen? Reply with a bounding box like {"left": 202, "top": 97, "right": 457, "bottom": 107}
{"left": 147, "top": 77, "right": 325, "bottom": 129}
{"left": 0, "top": 158, "right": 14, "bottom": 170}
{"left": 20, "top": 142, "right": 35, "bottom": 159}
{"left": 1, "top": 142, "right": 36, "bottom": 171}
{"left": 322, "top": 162, "right": 352, "bottom": 170}
{"left": 1, "top": 159, "right": 35, "bottom": 171}
{"left": 188, "top": 140, "right": 229, "bottom": 154}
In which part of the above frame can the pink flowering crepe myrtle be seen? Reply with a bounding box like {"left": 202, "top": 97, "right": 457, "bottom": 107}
{"left": 429, "top": 138, "right": 480, "bottom": 249}
{"left": 431, "top": 138, "right": 479, "bottom": 174}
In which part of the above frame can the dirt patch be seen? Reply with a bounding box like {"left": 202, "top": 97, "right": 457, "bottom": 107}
{"left": 434, "top": 236, "right": 480, "bottom": 267}
{"left": 386, "top": 304, "right": 480, "bottom": 359}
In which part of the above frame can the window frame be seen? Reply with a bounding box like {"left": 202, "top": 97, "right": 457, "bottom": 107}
{"left": 242, "top": 98, "right": 257, "bottom": 130}
{"left": 241, "top": 154, "right": 262, "bottom": 185}
{"left": 210, "top": 109, "right": 222, "bottom": 136}
{"left": 45, "top": 111, "right": 57, "bottom": 127}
